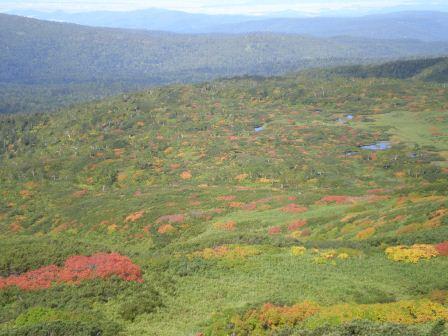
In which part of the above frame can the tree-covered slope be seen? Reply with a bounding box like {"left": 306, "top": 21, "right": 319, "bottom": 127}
{"left": 324, "top": 57, "right": 448, "bottom": 82}
{"left": 212, "top": 11, "right": 448, "bottom": 42}
{"left": 0, "top": 71, "right": 447, "bottom": 335}
{"left": 9, "top": 10, "right": 448, "bottom": 41}
{"left": 2, "top": 13, "right": 448, "bottom": 114}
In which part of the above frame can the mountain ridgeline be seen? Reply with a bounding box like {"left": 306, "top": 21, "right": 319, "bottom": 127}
{"left": 1, "top": 13, "right": 448, "bottom": 114}
{"left": 10, "top": 9, "right": 448, "bottom": 41}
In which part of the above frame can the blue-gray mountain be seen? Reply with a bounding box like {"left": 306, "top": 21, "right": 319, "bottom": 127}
{"left": 7, "top": 9, "right": 448, "bottom": 41}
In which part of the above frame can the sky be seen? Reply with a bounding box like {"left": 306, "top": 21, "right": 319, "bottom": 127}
{"left": 1, "top": 0, "right": 447, "bottom": 15}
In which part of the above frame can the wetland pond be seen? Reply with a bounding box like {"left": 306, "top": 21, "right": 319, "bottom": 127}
{"left": 360, "top": 141, "right": 391, "bottom": 151}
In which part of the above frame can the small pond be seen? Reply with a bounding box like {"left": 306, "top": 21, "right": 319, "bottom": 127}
{"left": 360, "top": 141, "right": 391, "bottom": 151}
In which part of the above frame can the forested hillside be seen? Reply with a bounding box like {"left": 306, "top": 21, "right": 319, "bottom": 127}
{"left": 212, "top": 11, "right": 448, "bottom": 41}
{"left": 323, "top": 57, "right": 448, "bottom": 82}
{"left": 2, "top": 13, "right": 448, "bottom": 114}
{"left": 9, "top": 9, "right": 448, "bottom": 41}
{"left": 0, "top": 68, "right": 447, "bottom": 335}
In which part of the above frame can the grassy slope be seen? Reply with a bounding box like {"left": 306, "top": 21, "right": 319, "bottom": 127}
{"left": 0, "top": 73, "right": 447, "bottom": 335}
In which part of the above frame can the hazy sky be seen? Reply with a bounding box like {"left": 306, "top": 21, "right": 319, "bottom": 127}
{"left": 1, "top": 0, "right": 447, "bottom": 15}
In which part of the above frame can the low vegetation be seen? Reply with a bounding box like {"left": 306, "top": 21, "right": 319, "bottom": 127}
{"left": 0, "top": 61, "right": 447, "bottom": 334}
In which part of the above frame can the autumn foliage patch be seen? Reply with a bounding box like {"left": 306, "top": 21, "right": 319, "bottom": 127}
{"left": 157, "top": 224, "right": 176, "bottom": 234}
{"left": 281, "top": 204, "right": 308, "bottom": 213}
{"left": 214, "top": 220, "right": 236, "bottom": 231}
{"left": 156, "top": 214, "right": 185, "bottom": 224}
{"left": 385, "top": 244, "right": 439, "bottom": 263}
{"left": 288, "top": 220, "right": 307, "bottom": 231}
{"left": 435, "top": 241, "right": 448, "bottom": 256}
{"left": 125, "top": 211, "right": 145, "bottom": 223}
{"left": 268, "top": 226, "right": 282, "bottom": 235}
{"left": 221, "top": 299, "right": 448, "bottom": 334}
{"left": 189, "top": 245, "right": 259, "bottom": 260}
{"left": 0, "top": 253, "right": 142, "bottom": 291}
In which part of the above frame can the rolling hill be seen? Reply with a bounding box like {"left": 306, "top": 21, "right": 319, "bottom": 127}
{"left": 0, "top": 62, "right": 447, "bottom": 335}
{"left": 8, "top": 9, "right": 448, "bottom": 41}
{"left": 1, "top": 13, "right": 448, "bottom": 114}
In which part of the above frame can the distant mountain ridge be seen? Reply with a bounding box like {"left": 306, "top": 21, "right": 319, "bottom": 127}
{"left": 6, "top": 9, "right": 448, "bottom": 41}
{"left": 2, "top": 13, "right": 448, "bottom": 114}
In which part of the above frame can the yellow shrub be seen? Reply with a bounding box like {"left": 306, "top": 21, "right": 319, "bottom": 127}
{"left": 190, "top": 245, "right": 260, "bottom": 260}
{"left": 385, "top": 244, "right": 439, "bottom": 263}
{"left": 337, "top": 253, "right": 349, "bottom": 260}
{"left": 291, "top": 246, "right": 306, "bottom": 256}
{"left": 310, "top": 300, "right": 448, "bottom": 326}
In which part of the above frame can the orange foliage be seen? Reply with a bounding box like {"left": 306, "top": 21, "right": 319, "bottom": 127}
{"left": 10, "top": 222, "right": 23, "bottom": 233}
{"left": 72, "top": 189, "right": 88, "bottom": 198}
{"left": 256, "top": 302, "right": 320, "bottom": 328}
{"left": 156, "top": 214, "right": 185, "bottom": 224}
{"left": 281, "top": 204, "right": 308, "bottom": 213}
{"left": 356, "top": 227, "right": 375, "bottom": 240}
{"left": 114, "top": 148, "right": 124, "bottom": 157}
{"left": 180, "top": 171, "right": 192, "bottom": 180}
{"left": 124, "top": 211, "right": 145, "bottom": 223}
{"left": 235, "top": 173, "right": 248, "bottom": 181}
{"left": 214, "top": 221, "right": 236, "bottom": 231}
{"left": 19, "top": 190, "right": 32, "bottom": 198}
{"left": 157, "top": 224, "right": 176, "bottom": 234}
{"left": 217, "top": 195, "right": 236, "bottom": 201}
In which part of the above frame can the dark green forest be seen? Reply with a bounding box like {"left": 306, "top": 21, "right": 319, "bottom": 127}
{"left": 2, "top": 13, "right": 448, "bottom": 114}
{"left": 322, "top": 57, "right": 448, "bottom": 82}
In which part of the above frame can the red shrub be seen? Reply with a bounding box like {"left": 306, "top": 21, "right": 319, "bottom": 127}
{"left": 0, "top": 253, "right": 142, "bottom": 291}
{"left": 288, "top": 220, "right": 307, "bottom": 231}
{"left": 281, "top": 204, "right": 308, "bottom": 213}
{"left": 60, "top": 253, "right": 142, "bottom": 283}
{"left": 268, "top": 226, "right": 282, "bottom": 235}
{"left": 435, "top": 241, "right": 448, "bottom": 256}
{"left": 0, "top": 265, "right": 60, "bottom": 290}
{"left": 319, "top": 196, "right": 352, "bottom": 204}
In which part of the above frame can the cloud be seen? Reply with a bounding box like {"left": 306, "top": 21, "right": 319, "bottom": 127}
{"left": 0, "top": 0, "right": 445, "bottom": 14}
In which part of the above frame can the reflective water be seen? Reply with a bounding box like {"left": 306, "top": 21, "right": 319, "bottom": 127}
{"left": 360, "top": 141, "right": 391, "bottom": 151}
